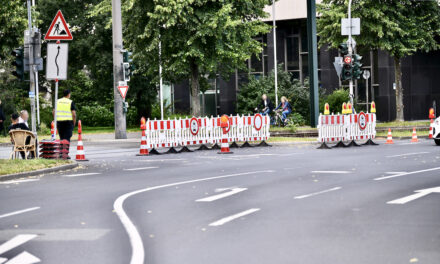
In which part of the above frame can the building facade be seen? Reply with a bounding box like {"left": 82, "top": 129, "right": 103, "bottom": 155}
{"left": 173, "top": 0, "right": 440, "bottom": 121}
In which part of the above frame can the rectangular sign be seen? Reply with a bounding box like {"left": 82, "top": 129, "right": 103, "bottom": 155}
{"left": 46, "top": 43, "right": 68, "bottom": 80}
{"left": 341, "top": 18, "right": 360, "bottom": 36}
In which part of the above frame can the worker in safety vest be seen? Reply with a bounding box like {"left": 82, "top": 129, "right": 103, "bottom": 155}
{"left": 54, "top": 89, "right": 77, "bottom": 143}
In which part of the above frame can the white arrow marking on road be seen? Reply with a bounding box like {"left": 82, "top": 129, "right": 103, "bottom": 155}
{"left": 0, "top": 207, "right": 40, "bottom": 219}
{"left": 114, "top": 170, "right": 274, "bottom": 264}
{"left": 0, "top": 179, "right": 39, "bottom": 185}
{"left": 5, "top": 251, "right": 40, "bottom": 264}
{"left": 208, "top": 208, "right": 260, "bottom": 227}
{"left": 374, "top": 167, "right": 440, "bottom": 181}
{"left": 311, "top": 171, "right": 351, "bottom": 174}
{"left": 386, "top": 152, "right": 429, "bottom": 158}
{"left": 63, "top": 173, "right": 101, "bottom": 177}
{"left": 387, "top": 187, "right": 440, "bottom": 205}
{"left": 196, "top": 188, "right": 247, "bottom": 202}
{"left": 0, "top": 257, "right": 7, "bottom": 264}
{"left": 124, "top": 167, "right": 158, "bottom": 171}
{"left": 294, "top": 187, "right": 342, "bottom": 199}
{"left": 0, "top": 235, "right": 37, "bottom": 255}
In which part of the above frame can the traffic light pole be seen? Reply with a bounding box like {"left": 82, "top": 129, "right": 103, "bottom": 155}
{"left": 348, "top": 0, "right": 354, "bottom": 109}
{"left": 307, "top": 0, "right": 319, "bottom": 127}
{"left": 112, "top": 0, "right": 127, "bottom": 139}
{"left": 27, "top": 0, "right": 37, "bottom": 133}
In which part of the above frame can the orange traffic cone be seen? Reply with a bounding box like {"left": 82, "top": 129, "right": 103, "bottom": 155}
{"left": 75, "top": 120, "right": 89, "bottom": 161}
{"left": 137, "top": 117, "right": 149, "bottom": 156}
{"left": 411, "top": 127, "right": 419, "bottom": 143}
{"left": 429, "top": 119, "right": 434, "bottom": 139}
{"left": 385, "top": 128, "right": 394, "bottom": 144}
{"left": 51, "top": 121, "right": 55, "bottom": 140}
{"left": 218, "top": 115, "right": 233, "bottom": 154}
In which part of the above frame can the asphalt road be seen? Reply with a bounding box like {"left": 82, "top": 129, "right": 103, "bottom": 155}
{"left": 0, "top": 139, "right": 439, "bottom": 264}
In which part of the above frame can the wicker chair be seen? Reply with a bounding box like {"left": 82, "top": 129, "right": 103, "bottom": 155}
{"left": 9, "top": 130, "right": 36, "bottom": 160}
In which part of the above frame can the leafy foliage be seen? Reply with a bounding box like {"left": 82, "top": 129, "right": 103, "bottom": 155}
{"left": 322, "top": 88, "right": 349, "bottom": 115}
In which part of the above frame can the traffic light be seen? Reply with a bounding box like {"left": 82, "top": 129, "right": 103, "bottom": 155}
{"left": 338, "top": 43, "right": 349, "bottom": 56}
{"left": 11, "top": 47, "right": 25, "bottom": 81}
{"left": 352, "top": 54, "right": 363, "bottom": 79}
{"left": 122, "top": 50, "right": 134, "bottom": 81}
{"left": 341, "top": 55, "right": 353, "bottom": 81}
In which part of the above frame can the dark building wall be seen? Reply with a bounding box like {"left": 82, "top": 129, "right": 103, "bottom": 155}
{"left": 173, "top": 81, "right": 190, "bottom": 114}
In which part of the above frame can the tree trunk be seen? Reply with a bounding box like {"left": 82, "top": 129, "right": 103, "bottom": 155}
{"left": 394, "top": 57, "right": 404, "bottom": 121}
{"left": 190, "top": 60, "right": 201, "bottom": 116}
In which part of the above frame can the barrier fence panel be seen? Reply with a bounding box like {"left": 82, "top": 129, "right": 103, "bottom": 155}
{"left": 143, "top": 114, "right": 270, "bottom": 149}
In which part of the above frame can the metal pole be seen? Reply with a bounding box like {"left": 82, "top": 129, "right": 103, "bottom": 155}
{"left": 53, "top": 79, "right": 58, "bottom": 138}
{"left": 159, "top": 39, "right": 164, "bottom": 120}
{"left": 366, "top": 76, "right": 369, "bottom": 113}
{"left": 112, "top": 0, "right": 127, "bottom": 139}
{"left": 272, "top": 0, "right": 278, "bottom": 107}
{"left": 306, "top": 0, "right": 319, "bottom": 127}
{"left": 348, "top": 0, "right": 354, "bottom": 108}
{"left": 35, "top": 71, "right": 40, "bottom": 125}
{"left": 27, "top": 0, "right": 36, "bottom": 133}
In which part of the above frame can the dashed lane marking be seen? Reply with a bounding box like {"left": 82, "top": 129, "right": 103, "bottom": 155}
{"left": 294, "top": 187, "right": 342, "bottom": 199}
{"left": 386, "top": 152, "right": 429, "bottom": 158}
{"left": 0, "top": 207, "right": 40, "bottom": 220}
{"left": 310, "top": 171, "right": 351, "bottom": 174}
{"left": 374, "top": 167, "right": 440, "bottom": 181}
{"left": 63, "top": 173, "right": 101, "bottom": 177}
{"left": 124, "top": 167, "right": 158, "bottom": 171}
{"left": 208, "top": 208, "right": 260, "bottom": 227}
{"left": 196, "top": 188, "right": 247, "bottom": 202}
{"left": 0, "top": 179, "right": 39, "bottom": 185}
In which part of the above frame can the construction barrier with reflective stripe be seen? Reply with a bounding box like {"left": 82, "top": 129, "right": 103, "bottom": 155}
{"left": 144, "top": 114, "right": 270, "bottom": 149}
{"left": 318, "top": 112, "right": 376, "bottom": 143}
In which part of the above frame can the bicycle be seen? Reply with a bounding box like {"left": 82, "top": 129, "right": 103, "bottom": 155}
{"left": 272, "top": 110, "right": 291, "bottom": 127}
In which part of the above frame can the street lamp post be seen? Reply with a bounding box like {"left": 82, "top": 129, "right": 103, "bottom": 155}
{"left": 272, "top": 0, "right": 278, "bottom": 107}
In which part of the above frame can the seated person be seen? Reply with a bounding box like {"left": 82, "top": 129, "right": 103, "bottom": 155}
{"left": 275, "top": 96, "right": 292, "bottom": 123}
{"left": 19, "top": 110, "right": 29, "bottom": 129}
{"left": 8, "top": 113, "right": 32, "bottom": 159}
{"left": 255, "top": 94, "right": 274, "bottom": 116}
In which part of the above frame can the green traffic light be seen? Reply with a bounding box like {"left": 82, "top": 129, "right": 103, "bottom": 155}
{"left": 338, "top": 43, "right": 349, "bottom": 56}
{"left": 11, "top": 47, "right": 25, "bottom": 81}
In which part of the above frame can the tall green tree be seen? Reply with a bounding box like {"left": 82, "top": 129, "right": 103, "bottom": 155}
{"left": 317, "top": 0, "right": 440, "bottom": 121}
{"left": 122, "top": 0, "right": 271, "bottom": 116}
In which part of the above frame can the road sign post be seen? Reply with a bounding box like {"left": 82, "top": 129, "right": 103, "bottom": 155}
{"left": 363, "top": 70, "right": 371, "bottom": 112}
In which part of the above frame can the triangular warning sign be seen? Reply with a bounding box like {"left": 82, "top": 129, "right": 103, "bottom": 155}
{"left": 45, "top": 10, "right": 73, "bottom": 40}
{"left": 118, "top": 86, "right": 129, "bottom": 99}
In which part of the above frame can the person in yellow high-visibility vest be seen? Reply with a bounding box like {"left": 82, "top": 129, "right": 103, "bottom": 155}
{"left": 54, "top": 89, "right": 77, "bottom": 143}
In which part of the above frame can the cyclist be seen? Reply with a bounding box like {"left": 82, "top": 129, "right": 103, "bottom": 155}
{"left": 255, "top": 94, "right": 274, "bottom": 116}
{"left": 274, "top": 96, "right": 292, "bottom": 124}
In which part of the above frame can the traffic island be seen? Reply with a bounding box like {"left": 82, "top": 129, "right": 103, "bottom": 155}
{"left": 0, "top": 159, "right": 78, "bottom": 181}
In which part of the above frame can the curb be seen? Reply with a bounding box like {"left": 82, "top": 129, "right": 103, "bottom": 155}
{"left": 0, "top": 162, "right": 79, "bottom": 182}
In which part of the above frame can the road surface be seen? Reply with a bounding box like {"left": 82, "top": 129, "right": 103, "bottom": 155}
{"left": 0, "top": 139, "right": 439, "bottom": 263}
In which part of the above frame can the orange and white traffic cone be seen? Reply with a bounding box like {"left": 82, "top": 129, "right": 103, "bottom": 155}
{"left": 385, "top": 128, "right": 394, "bottom": 144}
{"left": 137, "top": 117, "right": 149, "bottom": 156}
{"left": 75, "top": 120, "right": 89, "bottom": 161}
{"left": 411, "top": 127, "right": 419, "bottom": 143}
{"left": 218, "top": 115, "right": 233, "bottom": 154}
{"left": 429, "top": 119, "right": 434, "bottom": 139}
{"left": 51, "top": 121, "right": 55, "bottom": 140}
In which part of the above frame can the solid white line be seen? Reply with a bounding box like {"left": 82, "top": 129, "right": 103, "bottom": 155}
{"left": 138, "top": 159, "right": 185, "bottom": 162}
{"left": 0, "top": 179, "right": 39, "bottom": 185}
{"left": 385, "top": 172, "right": 406, "bottom": 175}
{"left": 63, "top": 173, "right": 101, "bottom": 177}
{"left": 196, "top": 188, "right": 247, "bottom": 202}
{"left": 208, "top": 208, "right": 260, "bottom": 227}
{"left": 0, "top": 207, "right": 40, "bottom": 219}
{"left": 124, "top": 167, "right": 158, "bottom": 171}
{"left": 0, "top": 258, "right": 6, "bottom": 264}
{"left": 311, "top": 171, "right": 351, "bottom": 174}
{"left": 113, "top": 170, "right": 274, "bottom": 264}
{"left": 386, "top": 152, "right": 429, "bottom": 158}
{"left": 0, "top": 234, "right": 37, "bottom": 255}
{"left": 5, "top": 251, "right": 40, "bottom": 264}
{"left": 294, "top": 187, "right": 342, "bottom": 199}
{"left": 374, "top": 167, "right": 440, "bottom": 181}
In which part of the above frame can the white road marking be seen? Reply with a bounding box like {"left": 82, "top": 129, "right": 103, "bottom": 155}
{"left": 124, "top": 167, "right": 158, "bottom": 171}
{"left": 208, "top": 208, "right": 260, "bottom": 227}
{"left": 311, "top": 171, "right": 351, "bottom": 174}
{"left": 5, "top": 251, "right": 40, "bottom": 264}
{"left": 196, "top": 188, "right": 247, "bottom": 202}
{"left": 0, "top": 207, "right": 40, "bottom": 219}
{"left": 294, "top": 187, "right": 342, "bottom": 199}
{"left": 0, "top": 257, "right": 6, "bottom": 264}
{"left": 374, "top": 167, "right": 440, "bottom": 181}
{"left": 0, "top": 234, "right": 37, "bottom": 255}
{"left": 138, "top": 159, "right": 185, "bottom": 162}
{"left": 63, "top": 173, "right": 101, "bottom": 177}
{"left": 0, "top": 179, "right": 39, "bottom": 185}
{"left": 385, "top": 172, "right": 407, "bottom": 175}
{"left": 113, "top": 170, "right": 274, "bottom": 264}
{"left": 387, "top": 187, "right": 440, "bottom": 204}
{"left": 0, "top": 229, "right": 109, "bottom": 241}
{"left": 386, "top": 152, "right": 429, "bottom": 158}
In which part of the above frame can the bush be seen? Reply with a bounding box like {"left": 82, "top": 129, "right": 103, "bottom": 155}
{"left": 78, "top": 104, "right": 114, "bottom": 127}
{"left": 322, "top": 89, "right": 350, "bottom": 115}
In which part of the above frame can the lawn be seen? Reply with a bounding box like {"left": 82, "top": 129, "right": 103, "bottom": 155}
{"left": 0, "top": 159, "right": 72, "bottom": 176}
{"left": 268, "top": 137, "right": 316, "bottom": 143}
{"left": 376, "top": 121, "right": 430, "bottom": 128}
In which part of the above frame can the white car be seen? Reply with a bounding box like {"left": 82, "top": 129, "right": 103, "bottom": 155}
{"left": 433, "top": 117, "right": 440, "bottom": 145}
